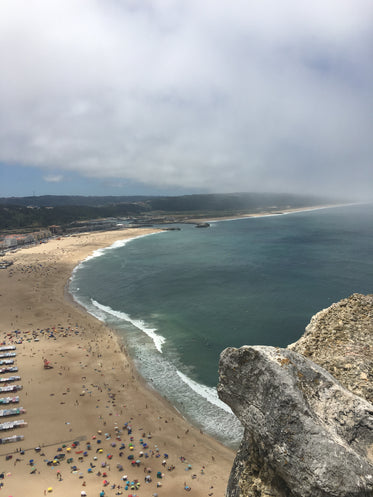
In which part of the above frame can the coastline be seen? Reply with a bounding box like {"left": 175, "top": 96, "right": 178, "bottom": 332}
{"left": 0, "top": 228, "right": 234, "bottom": 496}
{"left": 187, "top": 202, "right": 358, "bottom": 224}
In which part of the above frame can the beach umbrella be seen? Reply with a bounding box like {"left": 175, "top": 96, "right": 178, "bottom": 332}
{"left": 47, "top": 487, "right": 53, "bottom": 492}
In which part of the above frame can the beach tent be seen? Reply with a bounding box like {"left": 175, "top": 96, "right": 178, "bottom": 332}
{"left": 0, "top": 385, "right": 22, "bottom": 393}
{"left": 0, "top": 397, "right": 19, "bottom": 405}
{"left": 0, "top": 434, "right": 24, "bottom": 445}
{"left": 0, "top": 376, "right": 21, "bottom": 383}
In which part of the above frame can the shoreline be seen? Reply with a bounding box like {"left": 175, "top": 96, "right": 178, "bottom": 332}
{"left": 187, "top": 202, "right": 359, "bottom": 224}
{"left": 0, "top": 228, "right": 234, "bottom": 496}
{"left": 0, "top": 201, "right": 361, "bottom": 495}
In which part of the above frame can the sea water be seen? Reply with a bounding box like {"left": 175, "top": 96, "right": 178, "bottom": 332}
{"left": 69, "top": 203, "right": 373, "bottom": 447}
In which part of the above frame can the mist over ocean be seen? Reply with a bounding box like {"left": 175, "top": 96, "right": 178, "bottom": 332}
{"left": 69, "top": 203, "right": 373, "bottom": 447}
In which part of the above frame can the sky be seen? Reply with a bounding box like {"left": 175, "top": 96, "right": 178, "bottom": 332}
{"left": 0, "top": 0, "right": 372, "bottom": 199}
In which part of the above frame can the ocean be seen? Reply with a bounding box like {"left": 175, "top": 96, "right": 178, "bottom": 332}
{"left": 69, "top": 203, "right": 373, "bottom": 447}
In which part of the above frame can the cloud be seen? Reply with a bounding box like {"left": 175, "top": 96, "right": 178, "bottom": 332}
{"left": 0, "top": 0, "right": 372, "bottom": 199}
{"left": 43, "top": 174, "right": 64, "bottom": 183}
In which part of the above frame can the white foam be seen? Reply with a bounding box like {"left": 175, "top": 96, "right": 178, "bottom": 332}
{"left": 70, "top": 230, "right": 163, "bottom": 282}
{"left": 176, "top": 370, "right": 233, "bottom": 414}
{"left": 83, "top": 232, "right": 161, "bottom": 263}
{"left": 91, "top": 300, "right": 165, "bottom": 353}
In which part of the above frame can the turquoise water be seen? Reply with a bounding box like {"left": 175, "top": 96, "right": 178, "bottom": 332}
{"left": 69, "top": 203, "right": 373, "bottom": 446}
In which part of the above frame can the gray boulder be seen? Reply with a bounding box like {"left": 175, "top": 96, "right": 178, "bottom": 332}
{"left": 218, "top": 345, "right": 373, "bottom": 497}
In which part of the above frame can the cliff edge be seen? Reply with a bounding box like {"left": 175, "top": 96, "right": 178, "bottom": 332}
{"left": 218, "top": 294, "right": 373, "bottom": 497}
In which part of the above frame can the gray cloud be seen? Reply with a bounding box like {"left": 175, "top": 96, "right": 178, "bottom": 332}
{"left": 0, "top": 0, "right": 372, "bottom": 199}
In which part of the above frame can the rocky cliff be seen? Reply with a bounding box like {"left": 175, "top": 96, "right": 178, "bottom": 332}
{"left": 218, "top": 294, "right": 373, "bottom": 497}
{"left": 289, "top": 293, "right": 373, "bottom": 403}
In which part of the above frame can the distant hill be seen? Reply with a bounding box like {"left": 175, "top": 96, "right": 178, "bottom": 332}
{"left": 146, "top": 192, "right": 336, "bottom": 213}
{"left": 0, "top": 192, "right": 342, "bottom": 231}
{"left": 0, "top": 195, "right": 153, "bottom": 207}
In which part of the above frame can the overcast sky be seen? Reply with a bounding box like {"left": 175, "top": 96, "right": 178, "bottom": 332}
{"left": 0, "top": 0, "right": 372, "bottom": 199}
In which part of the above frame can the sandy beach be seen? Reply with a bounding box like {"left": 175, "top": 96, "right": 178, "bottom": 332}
{"left": 0, "top": 228, "right": 235, "bottom": 497}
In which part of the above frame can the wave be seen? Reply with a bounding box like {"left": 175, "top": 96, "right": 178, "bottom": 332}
{"left": 84, "top": 232, "right": 163, "bottom": 263}
{"left": 70, "top": 295, "right": 243, "bottom": 446}
{"left": 130, "top": 336, "right": 243, "bottom": 447}
{"left": 70, "top": 232, "right": 162, "bottom": 280}
{"left": 68, "top": 228, "right": 244, "bottom": 446}
{"left": 176, "top": 370, "right": 232, "bottom": 414}
{"left": 90, "top": 299, "right": 166, "bottom": 353}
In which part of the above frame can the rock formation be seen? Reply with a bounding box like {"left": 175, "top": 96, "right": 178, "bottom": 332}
{"left": 218, "top": 294, "right": 373, "bottom": 497}
{"left": 289, "top": 293, "right": 373, "bottom": 403}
